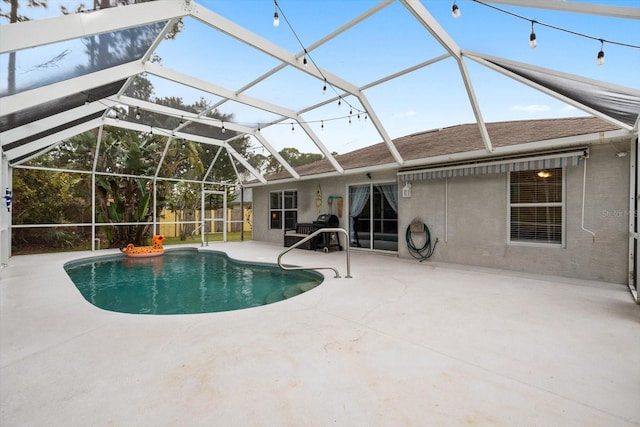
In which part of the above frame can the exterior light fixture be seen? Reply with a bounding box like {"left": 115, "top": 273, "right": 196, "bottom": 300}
{"left": 402, "top": 182, "right": 412, "bottom": 198}
{"left": 597, "top": 40, "right": 605, "bottom": 66}
{"left": 452, "top": 1, "right": 460, "bottom": 18}
{"left": 529, "top": 21, "right": 537, "bottom": 49}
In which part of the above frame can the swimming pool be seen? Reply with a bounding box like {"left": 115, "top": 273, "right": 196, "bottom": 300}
{"left": 64, "top": 249, "right": 323, "bottom": 315}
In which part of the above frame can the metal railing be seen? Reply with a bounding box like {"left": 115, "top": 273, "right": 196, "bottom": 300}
{"left": 277, "top": 228, "right": 351, "bottom": 278}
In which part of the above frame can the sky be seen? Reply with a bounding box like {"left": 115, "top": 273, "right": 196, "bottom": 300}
{"left": 2, "top": 0, "right": 640, "bottom": 157}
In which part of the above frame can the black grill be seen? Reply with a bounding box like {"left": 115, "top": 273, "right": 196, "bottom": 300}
{"left": 313, "top": 214, "right": 342, "bottom": 252}
{"left": 313, "top": 214, "right": 339, "bottom": 228}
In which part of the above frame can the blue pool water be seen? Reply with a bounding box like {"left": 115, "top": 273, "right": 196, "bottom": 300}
{"left": 64, "top": 249, "right": 323, "bottom": 315}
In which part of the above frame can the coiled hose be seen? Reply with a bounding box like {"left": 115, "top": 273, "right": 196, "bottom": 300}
{"left": 406, "top": 222, "right": 438, "bottom": 262}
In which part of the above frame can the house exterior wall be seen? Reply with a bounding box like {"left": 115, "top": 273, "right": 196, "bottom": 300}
{"left": 399, "top": 143, "right": 630, "bottom": 284}
{"left": 252, "top": 170, "right": 397, "bottom": 247}
{"left": 253, "top": 142, "right": 631, "bottom": 284}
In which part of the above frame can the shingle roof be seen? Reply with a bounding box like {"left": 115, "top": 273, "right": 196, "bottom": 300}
{"left": 262, "top": 117, "right": 621, "bottom": 181}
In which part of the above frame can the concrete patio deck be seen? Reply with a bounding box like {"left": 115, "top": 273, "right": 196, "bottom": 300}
{"left": 1, "top": 241, "right": 638, "bottom": 426}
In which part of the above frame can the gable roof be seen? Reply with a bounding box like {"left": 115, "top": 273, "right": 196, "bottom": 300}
{"left": 259, "top": 116, "right": 623, "bottom": 182}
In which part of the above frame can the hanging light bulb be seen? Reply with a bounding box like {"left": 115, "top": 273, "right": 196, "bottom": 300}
{"left": 529, "top": 21, "right": 537, "bottom": 49}
{"left": 322, "top": 79, "right": 327, "bottom": 94}
{"left": 221, "top": 121, "right": 226, "bottom": 133}
{"left": 337, "top": 97, "right": 342, "bottom": 109}
{"left": 452, "top": 1, "right": 461, "bottom": 18}
{"left": 179, "top": 115, "right": 184, "bottom": 125}
{"left": 321, "top": 120, "right": 324, "bottom": 130}
{"left": 597, "top": 40, "right": 605, "bottom": 66}
{"left": 135, "top": 107, "right": 141, "bottom": 120}
{"left": 291, "top": 123, "right": 295, "bottom": 132}
{"left": 273, "top": 5, "right": 279, "bottom": 28}
{"left": 303, "top": 56, "right": 308, "bottom": 67}
{"left": 348, "top": 116, "right": 352, "bottom": 126}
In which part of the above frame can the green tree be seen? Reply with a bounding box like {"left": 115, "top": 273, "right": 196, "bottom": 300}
{"left": 266, "top": 147, "right": 325, "bottom": 174}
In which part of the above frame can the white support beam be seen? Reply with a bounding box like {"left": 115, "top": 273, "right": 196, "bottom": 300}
{"left": 297, "top": 121, "right": 344, "bottom": 173}
{"left": 2, "top": 61, "right": 144, "bottom": 115}
{"left": 457, "top": 58, "right": 493, "bottom": 152}
{"left": 252, "top": 132, "right": 300, "bottom": 180}
{"left": 357, "top": 94, "right": 406, "bottom": 164}
{"left": 400, "top": 0, "right": 462, "bottom": 59}
{"left": 0, "top": 150, "right": 11, "bottom": 266}
{"left": 484, "top": 0, "right": 640, "bottom": 19}
{"left": 188, "top": 3, "right": 362, "bottom": 96}
{"left": 1, "top": 101, "right": 107, "bottom": 146}
{"left": 464, "top": 51, "right": 638, "bottom": 132}
{"left": 4, "top": 118, "right": 104, "bottom": 162}
{"left": 146, "top": 62, "right": 298, "bottom": 120}
{"left": 117, "top": 96, "right": 257, "bottom": 135}
{"left": 400, "top": 0, "right": 493, "bottom": 152}
{"left": 226, "top": 145, "right": 267, "bottom": 184}
{"left": 102, "top": 118, "right": 225, "bottom": 148}
{"left": 0, "top": 0, "right": 188, "bottom": 54}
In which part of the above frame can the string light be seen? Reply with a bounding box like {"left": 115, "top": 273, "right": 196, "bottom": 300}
{"left": 179, "top": 115, "right": 184, "bottom": 125}
{"left": 470, "top": 0, "right": 639, "bottom": 66}
{"left": 529, "top": 21, "right": 537, "bottom": 49}
{"left": 597, "top": 39, "right": 605, "bottom": 66}
{"left": 291, "top": 122, "right": 295, "bottom": 132}
{"left": 321, "top": 120, "right": 324, "bottom": 130}
{"left": 135, "top": 107, "right": 141, "bottom": 120}
{"left": 273, "top": 1, "right": 279, "bottom": 27}
{"left": 271, "top": 0, "right": 366, "bottom": 119}
{"left": 452, "top": 1, "right": 461, "bottom": 18}
{"left": 221, "top": 121, "right": 226, "bottom": 133}
{"left": 337, "top": 97, "right": 342, "bottom": 108}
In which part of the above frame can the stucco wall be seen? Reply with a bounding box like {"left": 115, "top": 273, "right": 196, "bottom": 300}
{"left": 399, "top": 143, "right": 631, "bottom": 283}
{"left": 253, "top": 143, "right": 631, "bottom": 284}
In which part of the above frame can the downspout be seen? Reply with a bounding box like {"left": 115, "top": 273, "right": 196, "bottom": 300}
{"left": 581, "top": 158, "right": 596, "bottom": 242}
{"left": 628, "top": 137, "right": 638, "bottom": 303}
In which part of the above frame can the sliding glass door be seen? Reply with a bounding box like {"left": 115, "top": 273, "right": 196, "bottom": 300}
{"left": 349, "top": 182, "right": 398, "bottom": 252}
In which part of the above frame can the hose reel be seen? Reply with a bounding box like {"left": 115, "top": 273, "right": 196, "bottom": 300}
{"left": 406, "top": 218, "right": 438, "bottom": 262}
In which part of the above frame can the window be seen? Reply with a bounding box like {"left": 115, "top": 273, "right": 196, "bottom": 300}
{"left": 509, "top": 168, "right": 563, "bottom": 245}
{"left": 269, "top": 190, "right": 297, "bottom": 230}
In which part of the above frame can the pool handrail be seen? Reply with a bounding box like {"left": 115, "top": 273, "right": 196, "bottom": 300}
{"left": 277, "top": 227, "right": 351, "bottom": 278}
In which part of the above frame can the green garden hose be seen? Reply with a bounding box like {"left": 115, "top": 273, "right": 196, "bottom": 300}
{"left": 406, "top": 222, "right": 438, "bottom": 262}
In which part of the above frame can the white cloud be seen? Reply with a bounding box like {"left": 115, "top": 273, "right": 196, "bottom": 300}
{"left": 393, "top": 110, "right": 419, "bottom": 119}
{"left": 509, "top": 104, "right": 551, "bottom": 113}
